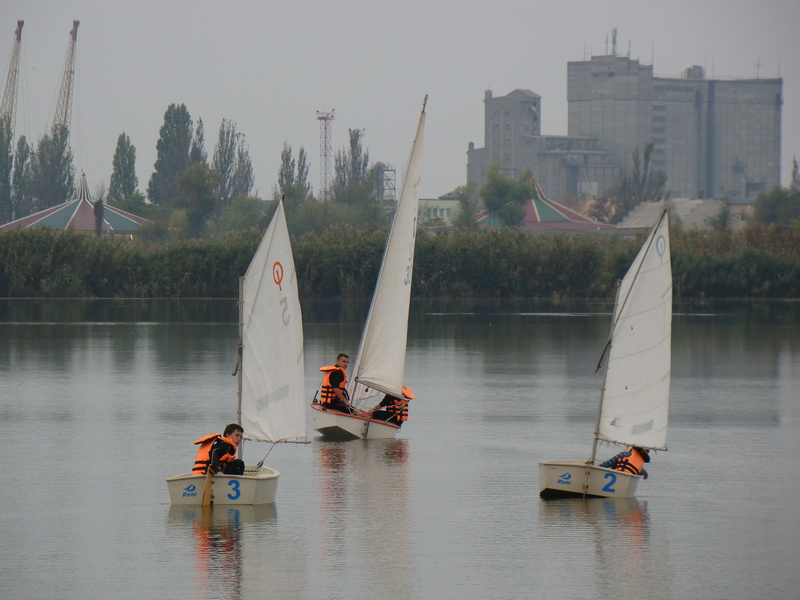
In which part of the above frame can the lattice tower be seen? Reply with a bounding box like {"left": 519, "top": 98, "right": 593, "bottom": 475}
{"left": 316, "top": 110, "right": 334, "bottom": 202}
{"left": 0, "top": 20, "right": 24, "bottom": 137}
{"left": 53, "top": 20, "right": 79, "bottom": 131}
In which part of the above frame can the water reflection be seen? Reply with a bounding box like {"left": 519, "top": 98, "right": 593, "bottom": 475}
{"left": 315, "top": 439, "right": 412, "bottom": 598}
{"left": 167, "top": 504, "right": 277, "bottom": 600}
{"left": 539, "top": 498, "right": 672, "bottom": 600}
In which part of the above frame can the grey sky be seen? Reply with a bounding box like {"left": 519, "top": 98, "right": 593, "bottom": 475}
{"left": 3, "top": 1, "right": 798, "bottom": 200}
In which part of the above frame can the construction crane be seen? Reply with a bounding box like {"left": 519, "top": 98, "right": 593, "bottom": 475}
{"left": 316, "top": 109, "right": 334, "bottom": 202}
{"left": 52, "top": 20, "right": 79, "bottom": 131}
{"left": 1, "top": 20, "right": 23, "bottom": 137}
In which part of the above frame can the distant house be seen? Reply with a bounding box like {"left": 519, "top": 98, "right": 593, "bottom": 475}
{"left": 474, "top": 193, "right": 616, "bottom": 233}
{"left": 0, "top": 173, "right": 150, "bottom": 238}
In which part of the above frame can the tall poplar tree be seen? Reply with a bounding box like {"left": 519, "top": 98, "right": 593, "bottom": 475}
{"left": 213, "top": 119, "right": 254, "bottom": 217}
{"left": 0, "top": 116, "right": 13, "bottom": 223}
{"left": 147, "top": 103, "right": 192, "bottom": 205}
{"left": 12, "top": 136, "right": 31, "bottom": 218}
{"left": 108, "top": 132, "right": 138, "bottom": 204}
{"left": 30, "top": 124, "right": 75, "bottom": 210}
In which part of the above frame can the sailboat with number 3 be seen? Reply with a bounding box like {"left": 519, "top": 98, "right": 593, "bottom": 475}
{"left": 539, "top": 209, "right": 672, "bottom": 499}
{"left": 166, "top": 199, "right": 307, "bottom": 505}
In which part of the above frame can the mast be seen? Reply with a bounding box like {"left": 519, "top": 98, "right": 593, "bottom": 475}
{"left": 53, "top": 20, "right": 79, "bottom": 131}
{"left": 1, "top": 20, "right": 23, "bottom": 137}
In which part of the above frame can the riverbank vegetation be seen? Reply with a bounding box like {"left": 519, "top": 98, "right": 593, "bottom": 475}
{"left": 1, "top": 223, "right": 798, "bottom": 299}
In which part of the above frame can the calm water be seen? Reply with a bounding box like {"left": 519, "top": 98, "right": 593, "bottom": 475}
{"left": 1, "top": 298, "right": 798, "bottom": 600}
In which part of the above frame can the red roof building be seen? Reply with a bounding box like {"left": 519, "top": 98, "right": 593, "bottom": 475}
{"left": 0, "top": 173, "right": 150, "bottom": 237}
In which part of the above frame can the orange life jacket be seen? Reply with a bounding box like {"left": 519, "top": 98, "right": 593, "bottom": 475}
{"left": 319, "top": 366, "right": 347, "bottom": 406}
{"left": 615, "top": 447, "right": 647, "bottom": 475}
{"left": 385, "top": 396, "right": 409, "bottom": 422}
{"left": 192, "top": 433, "right": 238, "bottom": 475}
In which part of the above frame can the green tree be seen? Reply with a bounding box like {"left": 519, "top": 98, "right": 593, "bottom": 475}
{"left": 754, "top": 186, "right": 800, "bottom": 227}
{"left": 791, "top": 157, "right": 799, "bottom": 194}
{"left": 332, "top": 128, "right": 375, "bottom": 206}
{"left": 114, "top": 191, "right": 148, "bottom": 218}
{"left": 190, "top": 117, "right": 207, "bottom": 165}
{"left": 480, "top": 164, "right": 532, "bottom": 228}
{"left": 0, "top": 116, "right": 13, "bottom": 223}
{"left": 12, "top": 135, "right": 32, "bottom": 218}
{"left": 453, "top": 182, "right": 479, "bottom": 230}
{"left": 273, "top": 143, "right": 313, "bottom": 205}
{"left": 597, "top": 143, "right": 668, "bottom": 224}
{"left": 174, "top": 162, "right": 219, "bottom": 237}
{"left": 213, "top": 119, "right": 255, "bottom": 218}
{"left": 147, "top": 103, "right": 192, "bottom": 205}
{"left": 30, "top": 124, "right": 75, "bottom": 210}
{"left": 220, "top": 196, "right": 267, "bottom": 233}
{"left": 108, "top": 133, "right": 138, "bottom": 204}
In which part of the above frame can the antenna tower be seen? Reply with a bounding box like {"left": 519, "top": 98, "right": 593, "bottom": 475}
{"left": 53, "top": 20, "right": 79, "bottom": 131}
{"left": 1, "top": 20, "right": 24, "bottom": 137}
{"left": 316, "top": 109, "right": 334, "bottom": 201}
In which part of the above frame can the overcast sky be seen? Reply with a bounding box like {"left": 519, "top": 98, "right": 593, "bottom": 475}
{"left": 3, "top": 1, "right": 798, "bottom": 200}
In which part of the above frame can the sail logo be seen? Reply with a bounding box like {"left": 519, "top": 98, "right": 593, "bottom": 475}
{"left": 557, "top": 472, "right": 572, "bottom": 485}
{"left": 182, "top": 483, "right": 198, "bottom": 498}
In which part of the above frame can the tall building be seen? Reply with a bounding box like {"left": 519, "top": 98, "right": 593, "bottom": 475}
{"left": 467, "top": 89, "right": 617, "bottom": 202}
{"left": 467, "top": 53, "right": 782, "bottom": 202}
{"left": 569, "top": 55, "right": 782, "bottom": 199}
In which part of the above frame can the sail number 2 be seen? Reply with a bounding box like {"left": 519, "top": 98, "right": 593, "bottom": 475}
{"left": 602, "top": 472, "right": 617, "bottom": 493}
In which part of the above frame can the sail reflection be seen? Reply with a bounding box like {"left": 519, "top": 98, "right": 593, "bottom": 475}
{"left": 539, "top": 498, "right": 672, "bottom": 600}
{"left": 316, "top": 439, "right": 412, "bottom": 597}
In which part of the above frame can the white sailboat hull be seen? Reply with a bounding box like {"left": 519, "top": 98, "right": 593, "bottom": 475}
{"left": 166, "top": 466, "right": 280, "bottom": 505}
{"left": 311, "top": 403, "right": 400, "bottom": 440}
{"left": 538, "top": 460, "right": 642, "bottom": 499}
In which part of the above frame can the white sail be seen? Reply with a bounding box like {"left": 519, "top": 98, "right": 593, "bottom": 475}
{"left": 240, "top": 200, "right": 307, "bottom": 443}
{"left": 597, "top": 210, "right": 671, "bottom": 450}
{"left": 348, "top": 97, "right": 426, "bottom": 402}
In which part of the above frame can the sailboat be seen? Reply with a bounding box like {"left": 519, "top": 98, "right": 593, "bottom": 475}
{"left": 166, "top": 199, "right": 307, "bottom": 504}
{"left": 311, "top": 96, "right": 427, "bottom": 440}
{"left": 539, "top": 209, "right": 671, "bottom": 498}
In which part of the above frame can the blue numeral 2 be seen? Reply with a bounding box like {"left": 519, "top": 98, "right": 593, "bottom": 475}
{"left": 602, "top": 472, "right": 617, "bottom": 493}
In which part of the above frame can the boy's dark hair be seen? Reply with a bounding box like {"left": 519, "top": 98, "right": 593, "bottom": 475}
{"left": 223, "top": 423, "right": 244, "bottom": 437}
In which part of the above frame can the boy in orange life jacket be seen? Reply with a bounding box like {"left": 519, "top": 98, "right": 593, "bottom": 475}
{"left": 318, "top": 353, "right": 354, "bottom": 414}
{"left": 192, "top": 423, "right": 245, "bottom": 476}
{"left": 599, "top": 446, "right": 650, "bottom": 479}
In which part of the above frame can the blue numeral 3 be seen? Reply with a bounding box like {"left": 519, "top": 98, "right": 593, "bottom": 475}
{"left": 227, "top": 479, "right": 241, "bottom": 500}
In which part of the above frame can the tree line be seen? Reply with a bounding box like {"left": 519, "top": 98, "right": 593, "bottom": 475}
{"left": 1, "top": 221, "right": 798, "bottom": 299}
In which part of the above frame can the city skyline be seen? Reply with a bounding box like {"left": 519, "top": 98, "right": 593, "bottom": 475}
{"left": 3, "top": 1, "right": 798, "bottom": 201}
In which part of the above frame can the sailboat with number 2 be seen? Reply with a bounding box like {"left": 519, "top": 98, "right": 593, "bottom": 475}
{"left": 539, "top": 209, "right": 672, "bottom": 499}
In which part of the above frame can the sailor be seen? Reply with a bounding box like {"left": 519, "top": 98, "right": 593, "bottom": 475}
{"left": 193, "top": 423, "right": 245, "bottom": 475}
{"left": 599, "top": 446, "right": 650, "bottom": 479}
{"left": 370, "top": 386, "right": 414, "bottom": 426}
{"left": 318, "top": 353, "right": 354, "bottom": 414}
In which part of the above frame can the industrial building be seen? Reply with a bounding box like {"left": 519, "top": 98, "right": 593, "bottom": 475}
{"left": 467, "top": 49, "right": 782, "bottom": 204}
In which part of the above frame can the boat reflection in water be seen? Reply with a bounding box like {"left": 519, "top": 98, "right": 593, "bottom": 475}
{"left": 538, "top": 497, "right": 672, "bottom": 599}
{"left": 167, "top": 504, "right": 277, "bottom": 599}
{"left": 316, "top": 439, "right": 412, "bottom": 597}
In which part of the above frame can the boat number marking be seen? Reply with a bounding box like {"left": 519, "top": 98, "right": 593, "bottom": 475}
{"left": 227, "top": 480, "right": 241, "bottom": 500}
{"left": 273, "top": 261, "right": 284, "bottom": 290}
{"left": 602, "top": 472, "right": 617, "bottom": 493}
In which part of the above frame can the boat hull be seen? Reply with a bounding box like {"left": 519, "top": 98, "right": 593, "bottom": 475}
{"left": 311, "top": 403, "right": 400, "bottom": 440}
{"left": 538, "top": 460, "right": 642, "bottom": 499}
{"left": 165, "top": 466, "right": 280, "bottom": 505}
